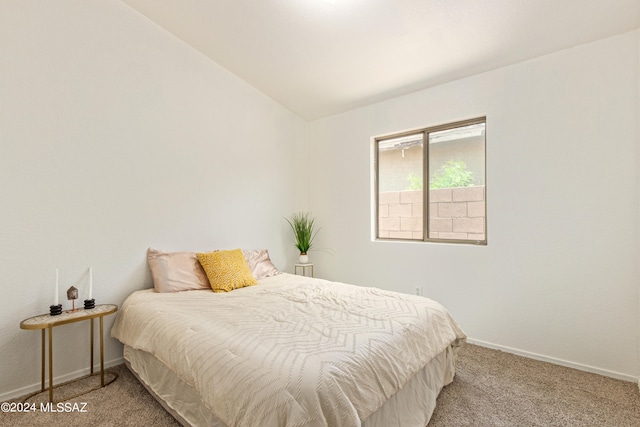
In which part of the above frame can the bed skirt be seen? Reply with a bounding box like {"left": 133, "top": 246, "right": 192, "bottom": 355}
{"left": 124, "top": 344, "right": 457, "bottom": 427}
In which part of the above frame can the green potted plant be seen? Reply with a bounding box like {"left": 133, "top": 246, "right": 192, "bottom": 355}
{"left": 285, "top": 212, "right": 319, "bottom": 264}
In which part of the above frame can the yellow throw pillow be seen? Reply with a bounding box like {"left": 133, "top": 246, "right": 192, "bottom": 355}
{"left": 196, "top": 249, "right": 257, "bottom": 292}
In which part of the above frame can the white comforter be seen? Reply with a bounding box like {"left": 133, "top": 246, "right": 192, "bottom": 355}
{"left": 111, "top": 273, "right": 465, "bottom": 427}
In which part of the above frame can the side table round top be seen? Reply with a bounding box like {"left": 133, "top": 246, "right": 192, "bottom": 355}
{"left": 20, "top": 304, "right": 118, "bottom": 330}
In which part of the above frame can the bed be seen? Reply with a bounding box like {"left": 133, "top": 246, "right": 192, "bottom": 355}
{"left": 111, "top": 250, "right": 466, "bottom": 427}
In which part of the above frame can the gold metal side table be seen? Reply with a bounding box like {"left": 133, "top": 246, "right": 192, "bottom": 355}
{"left": 20, "top": 304, "right": 118, "bottom": 402}
{"left": 294, "top": 263, "right": 314, "bottom": 277}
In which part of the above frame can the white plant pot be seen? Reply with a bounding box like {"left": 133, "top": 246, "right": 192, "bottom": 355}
{"left": 299, "top": 253, "right": 309, "bottom": 264}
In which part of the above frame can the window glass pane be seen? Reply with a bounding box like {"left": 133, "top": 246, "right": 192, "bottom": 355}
{"left": 377, "top": 133, "right": 423, "bottom": 240}
{"left": 428, "top": 123, "right": 485, "bottom": 242}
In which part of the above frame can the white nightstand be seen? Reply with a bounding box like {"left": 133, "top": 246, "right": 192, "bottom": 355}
{"left": 294, "top": 263, "right": 314, "bottom": 278}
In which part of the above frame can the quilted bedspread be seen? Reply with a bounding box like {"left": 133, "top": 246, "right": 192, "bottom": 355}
{"left": 111, "top": 273, "right": 466, "bottom": 427}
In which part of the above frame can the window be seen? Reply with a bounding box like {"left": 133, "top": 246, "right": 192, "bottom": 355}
{"left": 375, "top": 117, "right": 486, "bottom": 244}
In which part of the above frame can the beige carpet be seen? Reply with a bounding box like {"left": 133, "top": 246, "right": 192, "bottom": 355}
{"left": 2, "top": 344, "right": 639, "bottom": 426}
{"left": 430, "top": 344, "right": 640, "bottom": 426}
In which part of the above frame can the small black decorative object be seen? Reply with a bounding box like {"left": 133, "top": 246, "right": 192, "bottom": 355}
{"left": 84, "top": 299, "right": 95, "bottom": 310}
{"left": 67, "top": 286, "right": 78, "bottom": 300}
{"left": 50, "top": 304, "right": 63, "bottom": 316}
{"left": 67, "top": 286, "right": 80, "bottom": 312}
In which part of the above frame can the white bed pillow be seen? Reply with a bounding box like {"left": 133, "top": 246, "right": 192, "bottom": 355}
{"left": 242, "top": 249, "right": 281, "bottom": 280}
{"left": 147, "top": 248, "right": 211, "bottom": 293}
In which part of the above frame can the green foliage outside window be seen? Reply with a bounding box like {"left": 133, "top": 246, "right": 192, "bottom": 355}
{"left": 407, "top": 172, "right": 423, "bottom": 190}
{"left": 431, "top": 160, "right": 474, "bottom": 189}
{"left": 406, "top": 160, "right": 474, "bottom": 190}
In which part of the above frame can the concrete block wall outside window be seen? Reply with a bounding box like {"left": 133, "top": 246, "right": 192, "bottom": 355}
{"left": 378, "top": 186, "right": 485, "bottom": 241}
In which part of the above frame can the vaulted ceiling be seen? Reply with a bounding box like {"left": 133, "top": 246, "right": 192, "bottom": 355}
{"left": 122, "top": 0, "right": 640, "bottom": 120}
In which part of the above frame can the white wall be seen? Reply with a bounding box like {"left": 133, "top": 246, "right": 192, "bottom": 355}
{"left": 308, "top": 31, "right": 640, "bottom": 380}
{"left": 0, "top": 1, "right": 307, "bottom": 398}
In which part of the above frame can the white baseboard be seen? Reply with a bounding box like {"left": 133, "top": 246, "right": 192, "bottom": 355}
{"left": 467, "top": 338, "right": 638, "bottom": 384}
{"left": 0, "top": 357, "right": 124, "bottom": 402}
